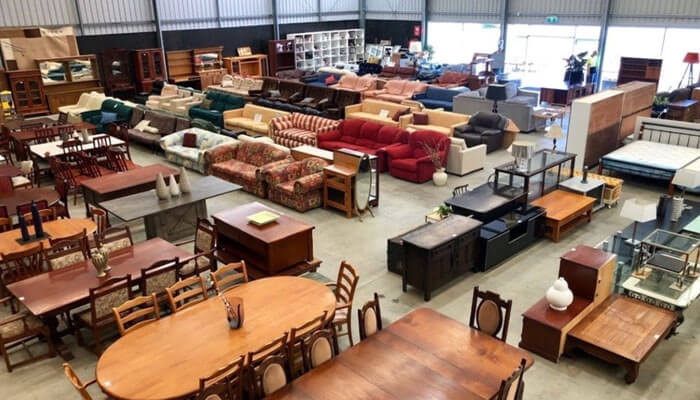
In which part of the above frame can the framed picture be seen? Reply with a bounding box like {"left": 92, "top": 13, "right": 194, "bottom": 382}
{"left": 237, "top": 46, "right": 252, "bottom": 57}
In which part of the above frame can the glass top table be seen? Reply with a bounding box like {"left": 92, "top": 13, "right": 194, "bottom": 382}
{"left": 494, "top": 149, "right": 576, "bottom": 200}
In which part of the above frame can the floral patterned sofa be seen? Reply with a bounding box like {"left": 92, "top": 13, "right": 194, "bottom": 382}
{"left": 159, "top": 128, "right": 237, "bottom": 174}
{"left": 271, "top": 113, "right": 339, "bottom": 148}
{"left": 263, "top": 157, "right": 329, "bottom": 212}
{"left": 205, "top": 141, "right": 293, "bottom": 197}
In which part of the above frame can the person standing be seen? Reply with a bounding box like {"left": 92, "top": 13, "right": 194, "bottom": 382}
{"left": 586, "top": 50, "right": 599, "bottom": 83}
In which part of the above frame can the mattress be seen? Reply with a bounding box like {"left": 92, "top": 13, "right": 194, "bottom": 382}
{"left": 601, "top": 140, "right": 700, "bottom": 180}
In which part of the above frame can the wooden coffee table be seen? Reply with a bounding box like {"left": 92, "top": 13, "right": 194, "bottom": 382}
{"left": 565, "top": 295, "right": 675, "bottom": 383}
{"left": 531, "top": 190, "right": 595, "bottom": 242}
{"left": 213, "top": 202, "right": 319, "bottom": 278}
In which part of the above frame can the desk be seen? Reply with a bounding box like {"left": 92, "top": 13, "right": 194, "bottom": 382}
{"left": 96, "top": 277, "right": 335, "bottom": 400}
{"left": 81, "top": 164, "right": 179, "bottom": 216}
{"left": 0, "top": 218, "right": 95, "bottom": 258}
{"left": 214, "top": 202, "right": 318, "bottom": 278}
{"left": 0, "top": 187, "right": 59, "bottom": 216}
{"left": 531, "top": 190, "right": 595, "bottom": 242}
{"left": 566, "top": 295, "right": 675, "bottom": 383}
{"left": 99, "top": 176, "right": 241, "bottom": 241}
{"left": 30, "top": 134, "right": 124, "bottom": 158}
{"left": 266, "top": 308, "right": 533, "bottom": 400}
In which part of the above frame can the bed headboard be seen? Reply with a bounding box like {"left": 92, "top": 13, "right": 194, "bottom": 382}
{"left": 635, "top": 117, "right": 700, "bottom": 148}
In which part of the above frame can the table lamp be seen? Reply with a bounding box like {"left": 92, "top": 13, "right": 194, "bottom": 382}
{"left": 620, "top": 199, "right": 657, "bottom": 246}
{"left": 671, "top": 168, "right": 700, "bottom": 221}
{"left": 510, "top": 140, "right": 535, "bottom": 172}
{"left": 680, "top": 52, "right": 699, "bottom": 88}
{"left": 485, "top": 84, "right": 508, "bottom": 114}
{"left": 544, "top": 124, "right": 564, "bottom": 152}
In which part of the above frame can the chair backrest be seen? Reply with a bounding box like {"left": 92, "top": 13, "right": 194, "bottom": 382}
{"left": 63, "top": 363, "right": 94, "bottom": 400}
{"left": 1, "top": 244, "right": 44, "bottom": 284}
{"left": 23, "top": 207, "right": 56, "bottom": 224}
{"left": 77, "top": 151, "right": 102, "bottom": 178}
{"left": 358, "top": 292, "right": 382, "bottom": 341}
{"left": 248, "top": 339, "right": 290, "bottom": 398}
{"left": 166, "top": 275, "right": 208, "bottom": 313}
{"left": 49, "top": 227, "right": 87, "bottom": 245}
{"left": 92, "top": 134, "right": 112, "bottom": 152}
{"left": 56, "top": 124, "right": 73, "bottom": 138}
{"left": 452, "top": 183, "right": 469, "bottom": 197}
{"left": 468, "top": 286, "right": 512, "bottom": 342}
{"left": 99, "top": 226, "right": 133, "bottom": 253}
{"left": 212, "top": 261, "right": 249, "bottom": 294}
{"left": 194, "top": 218, "right": 216, "bottom": 253}
{"left": 106, "top": 147, "right": 129, "bottom": 172}
{"left": 0, "top": 205, "right": 7, "bottom": 218}
{"left": 0, "top": 216, "right": 11, "bottom": 232}
{"left": 35, "top": 127, "right": 56, "bottom": 143}
{"left": 287, "top": 311, "right": 328, "bottom": 377}
{"left": 62, "top": 139, "right": 84, "bottom": 158}
{"left": 197, "top": 355, "right": 245, "bottom": 400}
{"left": 89, "top": 207, "right": 108, "bottom": 237}
{"left": 16, "top": 199, "right": 49, "bottom": 217}
{"left": 88, "top": 275, "right": 132, "bottom": 325}
{"left": 248, "top": 333, "right": 288, "bottom": 368}
{"left": 140, "top": 257, "right": 180, "bottom": 297}
{"left": 44, "top": 237, "right": 89, "bottom": 271}
{"left": 495, "top": 358, "right": 527, "bottom": 400}
{"left": 301, "top": 328, "right": 336, "bottom": 370}
{"left": 113, "top": 294, "right": 160, "bottom": 336}
{"left": 333, "top": 261, "right": 359, "bottom": 307}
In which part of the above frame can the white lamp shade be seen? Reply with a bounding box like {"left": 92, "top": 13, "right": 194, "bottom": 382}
{"left": 672, "top": 168, "right": 700, "bottom": 189}
{"left": 545, "top": 124, "right": 564, "bottom": 140}
{"left": 620, "top": 199, "right": 657, "bottom": 223}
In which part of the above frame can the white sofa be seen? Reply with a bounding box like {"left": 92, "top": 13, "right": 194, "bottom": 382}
{"left": 160, "top": 127, "right": 238, "bottom": 174}
{"left": 58, "top": 91, "right": 107, "bottom": 123}
{"left": 446, "top": 138, "right": 485, "bottom": 176}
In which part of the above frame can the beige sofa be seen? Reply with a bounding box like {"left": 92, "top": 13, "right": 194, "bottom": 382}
{"left": 209, "top": 75, "right": 264, "bottom": 97}
{"left": 58, "top": 91, "right": 107, "bottom": 123}
{"left": 446, "top": 138, "right": 486, "bottom": 176}
{"left": 399, "top": 109, "right": 469, "bottom": 136}
{"left": 224, "top": 104, "right": 289, "bottom": 136}
{"left": 345, "top": 99, "right": 420, "bottom": 126}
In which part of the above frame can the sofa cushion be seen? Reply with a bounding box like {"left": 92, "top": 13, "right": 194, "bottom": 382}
{"left": 355, "top": 138, "right": 377, "bottom": 148}
{"left": 340, "top": 118, "right": 365, "bottom": 137}
{"left": 358, "top": 121, "right": 381, "bottom": 141}
{"left": 413, "top": 113, "right": 428, "bottom": 125}
{"left": 392, "top": 158, "right": 418, "bottom": 172}
{"left": 509, "top": 95, "right": 536, "bottom": 106}
{"left": 100, "top": 112, "right": 117, "bottom": 124}
{"left": 183, "top": 133, "right": 197, "bottom": 148}
{"left": 340, "top": 135, "right": 357, "bottom": 144}
{"left": 212, "top": 159, "right": 258, "bottom": 181}
{"left": 377, "top": 126, "right": 400, "bottom": 144}
{"left": 167, "top": 145, "right": 200, "bottom": 162}
{"left": 337, "top": 75, "right": 357, "bottom": 89}
{"left": 349, "top": 112, "right": 396, "bottom": 125}
{"left": 200, "top": 98, "right": 213, "bottom": 109}
{"left": 384, "top": 80, "right": 405, "bottom": 95}
{"left": 504, "top": 82, "right": 518, "bottom": 99}
{"left": 392, "top": 108, "right": 410, "bottom": 122}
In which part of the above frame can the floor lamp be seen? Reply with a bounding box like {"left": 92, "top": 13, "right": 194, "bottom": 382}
{"left": 679, "top": 52, "right": 699, "bottom": 88}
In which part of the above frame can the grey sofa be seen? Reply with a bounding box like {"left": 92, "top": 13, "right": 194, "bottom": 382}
{"left": 453, "top": 83, "right": 544, "bottom": 132}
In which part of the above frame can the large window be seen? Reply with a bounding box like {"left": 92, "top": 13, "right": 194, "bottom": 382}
{"left": 427, "top": 22, "right": 500, "bottom": 64}
{"left": 505, "top": 25, "right": 600, "bottom": 88}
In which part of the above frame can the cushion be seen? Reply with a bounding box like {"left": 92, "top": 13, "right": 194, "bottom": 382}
{"left": 392, "top": 108, "right": 409, "bottom": 122}
{"left": 299, "top": 97, "right": 314, "bottom": 104}
{"left": 143, "top": 126, "right": 159, "bottom": 134}
{"left": 100, "top": 112, "right": 117, "bottom": 124}
{"left": 200, "top": 98, "right": 213, "bottom": 110}
{"left": 392, "top": 158, "right": 419, "bottom": 171}
{"left": 325, "top": 75, "right": 336, "bottom": 84}
{"left": 134, "top": 120, "right": 150, "bottom": 131}
{"left": 183, "top": 133, "right": 198, "bottom": 148}
{"left": 268, "top": 89, "right": 281, "bottom": 97}
{"left": 413, "top": 113, "right": 428, "bottom": 125}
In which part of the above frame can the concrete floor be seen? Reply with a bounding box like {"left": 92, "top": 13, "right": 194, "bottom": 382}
{"left": 1, "top": 131, "right": 698, "bottom": 400}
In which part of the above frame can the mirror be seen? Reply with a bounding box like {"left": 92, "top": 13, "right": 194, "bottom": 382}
{"left": 354, "top": 154, "right": 373, "bottom": 213}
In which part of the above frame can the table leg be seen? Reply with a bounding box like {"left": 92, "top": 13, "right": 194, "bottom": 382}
{"left": 44, "top": 315, "right": 74, "bottom": 361}
{"left": 623, "top": 362, "right": 640, "bottom": 384}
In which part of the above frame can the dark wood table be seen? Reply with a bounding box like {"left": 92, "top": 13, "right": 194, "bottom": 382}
{"left": 214, "top": 202, "right": 318, "bottom": 279}
{"left": 0, "top": 187, "right": 60, "bottom": 216}
{"left": 81, "top": 164, "right": 179, "bottom": 216}
{"left": 0, "top": 164, "right": 22, "bottom": 178}
{"left": 540, "top": 83, "right": 593, "bottom": 106}
{"left": 6, "top": 238, "right": 191, "bottom": 359}
{"left": 99, "top": 176, "right": 241, "bottom": 241}
{"left": 9, "top": 121, "right": 96, "bottom": 160}
{"left": 565, "top": 295, "right": 675, "bottom": 383}
{"left": 266, "top": 308, "right": 534, "bottom": 400}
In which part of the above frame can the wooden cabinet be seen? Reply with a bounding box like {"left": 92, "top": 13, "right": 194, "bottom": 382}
{"left": 7, "top": 70, "right": 48, "bottom": 116}
{"left": 35, "top": 55, "right": 103, "bottom": 113}
{"left": 100, "top": 49, "right": 135, "bottom": 99}
{"left": 268, "top": 40, "right": 295, "bottom": 75}
{"left": 401, "top": 215, "right": 482, "bottom": 301}
{"left": 615, "top": 81, "right": 656, "bottom": 142}
{"left": 617, "top": 57, "right": 662, "bottom": 86}
{"left": 224, "top": 55, "right": 269, "bottom": 77}
{"left": 667, "top": 99, "right": 697, "bottom": 122}
{"left": 132, "top": 48, "right": 165, "bottom": 93}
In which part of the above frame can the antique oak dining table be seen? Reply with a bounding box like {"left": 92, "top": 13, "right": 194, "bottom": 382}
{"left": 266, "top": 308, "right": 534, "bottom": 400}
{"left": 96, "top": 276, "right": 336, "bottom": 400}
{"left": 0, "top": 218, "right": 95, "bottom": 258}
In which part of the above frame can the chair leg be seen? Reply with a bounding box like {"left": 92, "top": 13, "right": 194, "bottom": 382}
{"left": 1, "top": 343, "right": 12, "bottom": 373}
{"left": 93, "top": 326, "right": 103, "bottom": 355}
{"left": 346, "top": 317, "right": 354, "bottom": 347}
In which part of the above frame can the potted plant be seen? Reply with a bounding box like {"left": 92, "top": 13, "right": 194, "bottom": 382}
{"left": 437, "top": 204, "right": 452, "bottom": 219}
{"left": 563, "top": 52, "right": 588, "bottom": 85}
{"left": 422, "top": 143, "right": 447, "bottom": 186}
{"left": 653, "top": 95, "right": 669, "bottom": 113}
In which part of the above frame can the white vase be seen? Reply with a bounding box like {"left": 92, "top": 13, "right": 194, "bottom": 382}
{"left": 179, "top": 167, "right": 192, "bottom": 193}
{"left": 169, "top": 174, "right": 180, "bottom": 197}
{"left": 432, "top": 168, "right": 447, "bottom": 186}
{"left": 155, "top": 172, "right": 169, "bottom": 200}
{"left": 546, "top": 277, "right": 574, "bottom": 311}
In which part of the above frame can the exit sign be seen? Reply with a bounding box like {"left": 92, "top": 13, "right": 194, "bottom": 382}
{"left": 546, "top": 16, "right": 559, "bottom": 24}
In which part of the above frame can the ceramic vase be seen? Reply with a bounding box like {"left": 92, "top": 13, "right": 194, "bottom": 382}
{"left": 179, "top": 167, "right": 192, "bottom": 193}
{"left": 155, "top": 172, "right": 169, "bottom": 200}
{"left": 169, "top": 174, "right": 180, "bottom": 197}
{"left": 432, "top": 168, "right": 447, "bottom": 186}
{"left": 545, "top": 277, "right": 574, "bottom": 311}
{"left": 91, "top": 248, "right": 110, "bottom": 278}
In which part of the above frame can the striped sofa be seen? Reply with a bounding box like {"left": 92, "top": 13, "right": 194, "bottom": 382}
{"left": 271, "top": 113, "right": 339, "bottom": 148}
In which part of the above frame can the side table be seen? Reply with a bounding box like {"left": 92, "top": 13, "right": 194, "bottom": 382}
{"left": 323, "top": 163, "right": 354, "bottom": 218}
{"left": 558, "top": 176, "right": 605, "bottom": 212}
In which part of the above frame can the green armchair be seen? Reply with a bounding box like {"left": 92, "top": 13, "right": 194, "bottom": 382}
{"left": 188, "top": 91, "right": 244, "bottom": 128}
{"left": 81, "top": 99, "right": 133, "bottom": 133}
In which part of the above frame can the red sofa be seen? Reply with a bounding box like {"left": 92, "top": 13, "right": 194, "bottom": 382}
{"left": 385, "top": 130, "right": 451, "bottom": 183}
{"left": 317, "top": 119, "right": 408, "bottom": 172}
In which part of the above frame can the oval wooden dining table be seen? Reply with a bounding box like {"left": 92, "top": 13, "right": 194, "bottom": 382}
{"left": 0, "top": 218, "right": 96, "bottom": 257}
{"left": 0, "top": 187, "right": 60, "bottom": 216}
{"left": 96, "top": 276, "right": 336, "bottom": 400}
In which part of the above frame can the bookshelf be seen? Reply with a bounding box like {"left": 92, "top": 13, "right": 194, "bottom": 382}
{"left": 287, "top": 29, "right": 364, "bottom": 71}
{"left": 616, "top": 57, "right": 662, "bottom": 86}
{"left": 268, "top": 40, "right": 295, "bottom": 75}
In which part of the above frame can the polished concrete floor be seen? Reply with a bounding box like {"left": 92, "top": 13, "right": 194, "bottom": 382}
{"left": 1, "top": 132, "right": 698, "bottom": 400}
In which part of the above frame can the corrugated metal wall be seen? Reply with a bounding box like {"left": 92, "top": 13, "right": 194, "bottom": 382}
{"left": 508, "top": 0, "right": 603, "bottom": 26}
{"left": 365, "top": 0, "right": 422, "bottom": 21}
{"left": 220, "top": 0, "right": 273, "bottom": 27}
{"left": 78, "top": 0, "right": 155, "bottom": 35}
{"left": 429, "top": 0, "right": 502, "bottom": 23}
{"left": 158, "top": 0, "right": 218, "bottom": 31}
{"left": 0, "top": 0, "right": 78, "bottom": 29}
{"left": 321, "top": 0, "right": 360, "bottom": 21}
{"left": 610, "top": 0, "right": 700, "bottom": 27}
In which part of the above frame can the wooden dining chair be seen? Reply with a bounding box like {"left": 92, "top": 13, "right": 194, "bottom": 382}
{"left": 212, "top": 261, "right": 249, "bottom": 294}
{"left": 23, "top": 208, "right": 56, "bottom": 225}
{"left": 175, "top": 218, "right": 217, "bottom": 279}
{"left": 0, "top": 295, "right": 55, "bottom": 372}
{"left": 287, "top": 311, "right": 328, "bottom": 378}
{"left": 106, "top": 147, "right": 139, "bottom": 172}
{"left": 49, "top": 157, "right": 86, "bottom": 203}
{"left": 91, "top": 135, "right": 111, "bottom": 164}
{"left": 452, "top": 183, "right": 470, "bottom": 197}
{"left": 326, "top": 261, "right": 359, "bottom": 347}
{"left": 166, "top": 275, "right": 208, "bottom": 313}
{"left": 495, "top": 358, "right": 527, "bottom": 400}
{"left": 43, "top": 237, "right": 90, "bottom": 271}
{"left": 179, "top": 250, "right": 216, "bottom": 280}
{"left": 98, "top": 225, "right": 133, "bottom": 254}
{"left": 301, "top": 328, "right": 337, "bottom": 371}
{"left": 15, "top": 199, "right": 49, "bottom": 219}
{"left": 140, "top": 258, "right": 180, "bottom": 306}
{"left": 111, "top": 123, "right": 133, "bottom": 161}
{"left": 1, "top": 244, "right": 45, "bottom": 288}
{"left": 197, "top": 355, "right": 245, "bottom": 400}
{"left": 112, "top": 294, "right": 160, "bottom": 336}
{"left": 0, "top": 216, "right": 11, "bottom": 232}
{"left": 63, "top": 362, "right": 98, "bottom": 400}
{"left": 53, "top": 177, "right": 71, "bottom": 219}
{"left": 247, "top": 335, "right": 291, "bottom": 399}
{"left": 34, "top": 127, "right": 56, "bottom": 144}
{"left": 56, "top": 124, "right": 73, "bottom": 139}
{"left": 358, "top": 292, "right": 382, "bottom": 341}
{"left": 74, "top": 275, "right": 133, "bottom": 355}
{"left": 89, "top": 207, "right": 108, "bottom": 238}
{"left": 468, "top": 286, "right": 512, "bottom": 342}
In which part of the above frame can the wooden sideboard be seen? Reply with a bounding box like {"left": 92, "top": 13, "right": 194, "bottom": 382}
{"left": 7, "top": 69, "right": 49, "bottom": 116}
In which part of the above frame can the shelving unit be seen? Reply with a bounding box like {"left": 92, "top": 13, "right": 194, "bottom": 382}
{"left": 616, "top": 57, "right": 663, "bottom": 86}
{"left": 287, "top": 29, "right": 364, "bottom": 71}
{"left": 268, "top": 40, "right": 295, "bottom": 75}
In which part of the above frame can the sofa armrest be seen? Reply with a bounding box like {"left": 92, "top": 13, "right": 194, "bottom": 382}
{"left": 364, "top": 89, "right": 385, "bottom": 97}
{"left": 345, "top": 104, "right": 362, "bottom": 114}
{"left": 385, "top": 144, "right": 412, "bottom": 160}
{"left": 398, "top": 114, "right": 413, "bottom": 129}
{"left": 294, "top": 172, "right": 324, "bottom": 194}
{"left": 204, "top": 142, "right": 238, "bottom": 167}
{"left": 412, "top": 92, "right": 427, "bottom": 100}
{"left": 481, "top": 129, "right": 503, "bottom": 137}
{"left": 223, "top": 108, "right": 244, "bottom": 120}
{"left": 257, "top": 158, "right": 294, "bottom": 181}
{"left": 81, "top": 110, "right": 102, "bottom": 124}
{"left": 317, "top": 129, "right": 342, "bottom": 143}
{"left": 516, "top": 88, "right": 540, "bottom": 105}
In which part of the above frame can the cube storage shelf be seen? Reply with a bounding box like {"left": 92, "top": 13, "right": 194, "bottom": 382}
{"left": 287, "top": 29, "right": 364, "bottom": 71}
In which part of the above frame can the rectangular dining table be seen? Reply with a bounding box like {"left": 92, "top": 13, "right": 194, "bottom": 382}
{"left": 9, "top": 121, "right": 96, "bottom": 160}
{"left": 265, "top": 308, "right": 534, "bottom": 400}
{"left": 30, "top": 134, "right": 125, "bottom": 158}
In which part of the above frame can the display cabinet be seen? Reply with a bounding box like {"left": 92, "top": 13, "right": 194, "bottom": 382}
{"left": 268, "top": 40, "right": 295, "bottom": 75}
{"left": 133, "top": 48, "right": 165, "bottom": 93}
{"left": 493, "top": 149, "right": 576, "bottom": 200}
{"left": 287, "top": 29, "right": 364, "bottom": 71}
{"left": 34, "top": 55, "right": 103, "bottom": 113}
{"left": 7, "top": 69, "right": 49, "bottom": 116}
{"left": 100, "top": 49, "right": 135, "bottom": 99}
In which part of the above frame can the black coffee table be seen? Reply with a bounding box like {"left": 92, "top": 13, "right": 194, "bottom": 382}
{"left": 446, "top": 183, "right": 527, "bottom": 223}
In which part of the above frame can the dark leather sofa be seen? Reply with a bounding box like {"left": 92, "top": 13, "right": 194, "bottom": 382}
{"left": 453, "top": 112, "right": 507, "bottom": 153}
